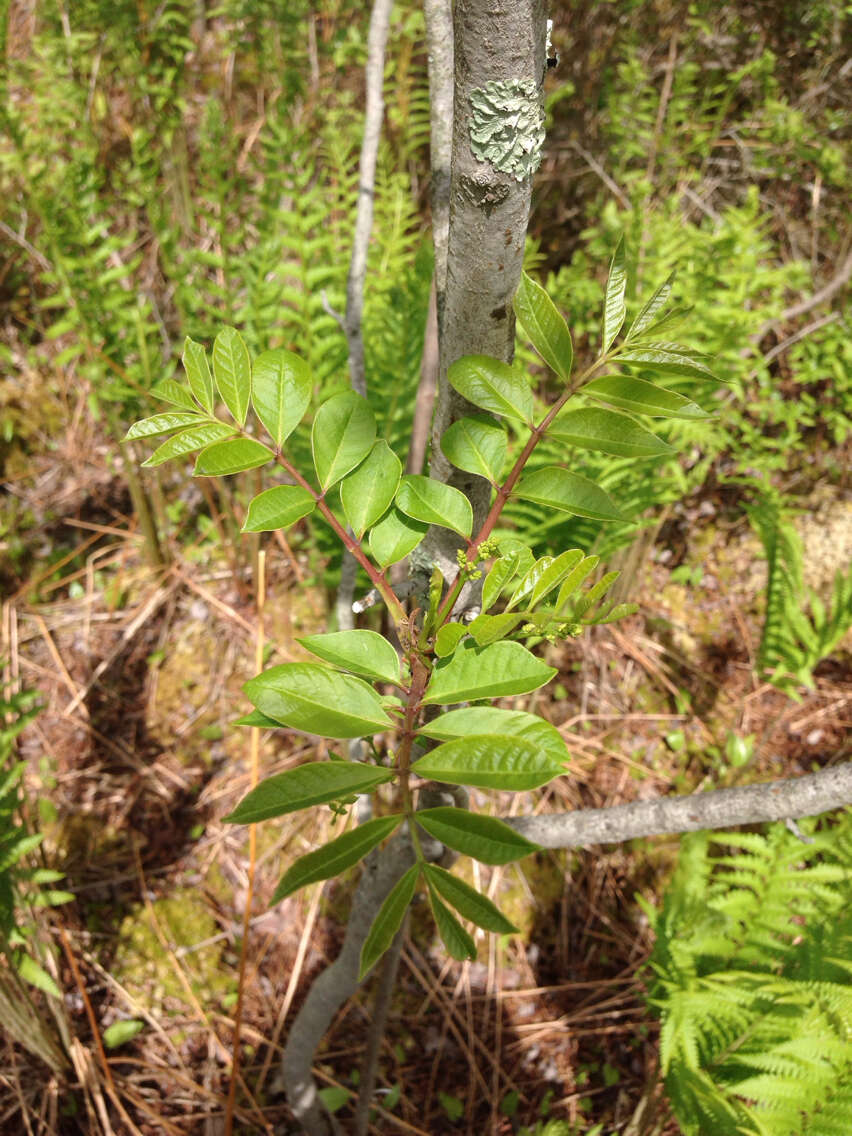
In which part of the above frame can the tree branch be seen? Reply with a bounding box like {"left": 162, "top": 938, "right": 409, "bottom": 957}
{"left": 343, "top": 0, "right": 393, "bottom": 397}
{"left": 502, "top": 764, "right": 852, "bottom": 849}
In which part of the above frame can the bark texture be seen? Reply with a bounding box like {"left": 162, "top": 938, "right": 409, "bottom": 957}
{"left": 422, "top": 0, "right": 548, "bottom": 586}
{"left": 503, "top": 763, "right": 852, "bottom": 848}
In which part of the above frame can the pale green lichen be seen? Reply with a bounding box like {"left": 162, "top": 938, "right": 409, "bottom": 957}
{"left": 468, "top": 78, "right": 545, "bottom": 182}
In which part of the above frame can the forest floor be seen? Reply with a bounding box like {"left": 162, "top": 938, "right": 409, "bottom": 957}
{"left": 2, "top": 410, "right": 850, "bottom": 1135}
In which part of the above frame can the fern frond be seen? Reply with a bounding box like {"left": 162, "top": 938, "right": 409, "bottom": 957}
{"left": 647, "top": 812, "right": 852, "bottom": 1136}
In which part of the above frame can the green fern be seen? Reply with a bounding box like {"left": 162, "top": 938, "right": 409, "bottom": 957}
{"left": 745, "top": 488, "right": 852, "bottom": 701}
{"left": 646, "top": 813, "right": 852, "bottom": 1136}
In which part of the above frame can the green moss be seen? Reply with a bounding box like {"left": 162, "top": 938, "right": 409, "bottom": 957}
{"left": 112, "top": 890, "right": 232, "bottom": 1012}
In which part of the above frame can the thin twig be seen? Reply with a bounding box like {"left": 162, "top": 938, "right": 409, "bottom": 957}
{"left": 224, "top": 550, "right": 265, "bottom": 1136}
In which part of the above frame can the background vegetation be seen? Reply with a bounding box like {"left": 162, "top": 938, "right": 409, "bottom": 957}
{"left": 1, "top": 0, "right": 849, "bottom": 1132}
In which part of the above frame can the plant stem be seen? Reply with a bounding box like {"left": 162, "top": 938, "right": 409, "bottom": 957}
{"left": 273, "top": 452, "right": 409, "bottom": 627}
{"left": 395, "top": 655, "right": 429, "bottom": 861}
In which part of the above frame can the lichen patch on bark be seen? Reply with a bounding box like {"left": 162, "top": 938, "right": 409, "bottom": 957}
{"left": 468, "top": 78, "right": 545, "bottom": 182}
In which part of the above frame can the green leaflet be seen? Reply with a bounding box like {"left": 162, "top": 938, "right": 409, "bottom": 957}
{"left": 194, "top": 437, "right": 274, "bottom": 476}
{"left": 241, "top": 485, "right": 315, "bottom": 532}
{"left": 182, "top": 337, "right": 215, "bottom": 413}
{"left": 514, "top": 271, "right": 573, "bottom": 382}
{"left": 527, "top": 549, "right": 587, "bottom": 608}
{"left": 439, "top": 415, "right": 507, "bottom": 484}
{"left": 602, "top": 236, "right": 627, "bottom": 352}
{"left": 234, "top": 709, "right": 280, "bottom": 728}
{"left": 427, "top": 888, "right": 477, "bottom": 961}
{"left": 416, "top": 807, "right": 540, "bottom": 865}
{"left": 124, "top": 410, "right": 203, "bottom": 440}
{"left": 547, "top": 408, "right": 674, "bottom": 459}
{"left": 416, "top": 706, "right": 569, "bottom": 764}
{"left": 423, "top": 864, "right": 517, "bottom": 933}
{"left": 272, "top": 814, "right": 403, "bottom": 902}
{"left": 244, "top": 663, "right": 393, "bottom": 738}
{"left": 583, "top": 375, "right": 711, "bottom": 419}
{"left": 505, "top": 554, "right": 554, "bottom": 611}
{"left": 103, "top": 1020, "right": 145, "bottom": 1049}
{"left": 340, "top": 440, "right": 401, "bottom": 538}
{"left": 572, "top": 569, "right": 620, "bottom": 618}
{"left": 618, "top": 341, "right": 720, "bottom": 382}
{"left": 224, "top": 760, "right": 395, "bottom": 823}
{"left": 15, "top": 954, "right": 61, "bottom": 998}
{"left": 395, "top": 475, "right": 473, "bottom": 538}
{"left": 423, "top": 640, "right": 556, "bottom": 704}
{"left": 481, "top": 551, "right": 526, "bottom": 612}
{"left": 368, "top": 507, "right": 428, "bottom": 568}
{"left": 212, "top": 327, "right": 252, "bottom": 426}
{"left": 298, "top": 629, "right": 401, "bottom": 684}
{"left": 555, "top": 555, "right": 600, "bottom": 611}
{"left": 447, "top": 355, "right": 534, "bottom": 424}
{"left": 151, "top": 378, "right": 198, "bottom": 411}
{"left": 434, "top": 622, "right": 467, "bottom": 658}
{"left": 626, "top": 272, "right": 674, "bottom": 340}
{"left": 359, "top": 863, "right": 420, "bottom": 979}
{"left": 141, "top": 421, "right": 236, "bottom": 466}
{"left": 466, "top": 611, "right": 525, "bottom": 646}
{"left": 412, "top": 734, "right": 565, "bottom": 791}
{"left": 514, "top": 467, "right": 628, "bottom": 522}
{"left": 312, "top": 390, "right": 376, "bottom": 490}
{"left": 251, "top": 348, "right": 312, "bottom": 448}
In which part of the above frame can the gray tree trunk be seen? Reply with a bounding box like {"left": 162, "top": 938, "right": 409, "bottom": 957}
{"left": 422, "top": 0, "right": 547, "bottom": 587}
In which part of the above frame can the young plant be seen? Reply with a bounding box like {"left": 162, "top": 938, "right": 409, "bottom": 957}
{"left": 125, "top": 246, "right": 721, "bottom": 978}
